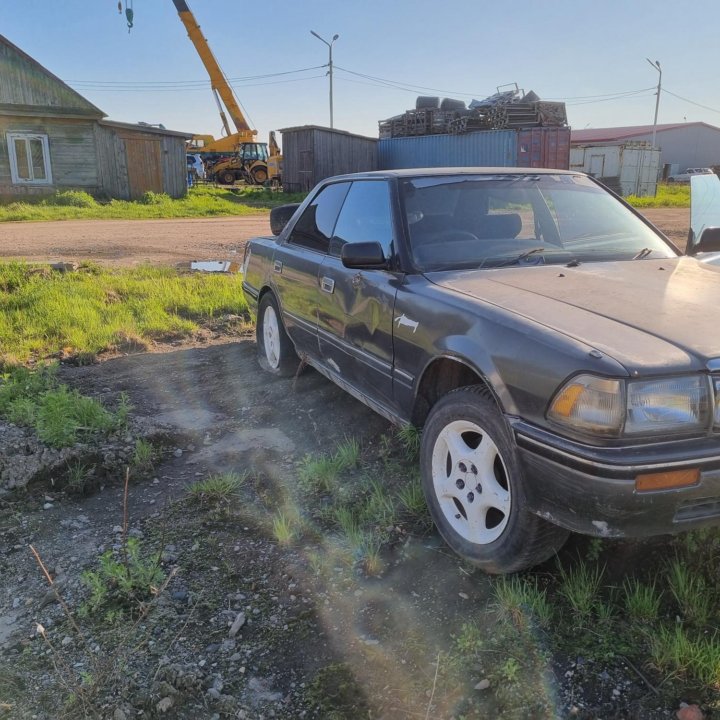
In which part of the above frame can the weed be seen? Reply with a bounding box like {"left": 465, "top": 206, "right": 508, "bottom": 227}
{"left": 132, "top": 439, "right": 156, "bottom": 472}
{"left": 65, "top": 461, "right": 93, "bottom": 494}
{"left": 493, "top": 575, "right": 552, "bottom": 629}
{"left": 396, "top": 423, "right": 421, "bottom": 459}
{"left": 623, "top": 578, "right": 662, "bottom": 623}
{"left": 298, "top": 455, "right": 337, "bottom": 493}
{"left": 272, "top": 511, "right": 298, "bottom": 546}
{"left": 187, "top": 472, "right": 246, "bottom": 504}
{"left": 334, "top": 506, "right": 362, "bottom": 546}
{"left": 667, "top": 558, "right": 711, "bottom": 625}
{"left": 500, "top": 657, "right": 521, "bottom": 683}
{"left": 115, "top": 392, "right": 133, "bottom": 429}
{"left": 557, "top": 560, "right": 604, "bottom": 618}
{"left": 397, "top": 479, "right": 432, "bottom": 532}
{"left": 80, "top": 537, "right": 164, "bottom": 620}
{"left": 650, "top": 625, "right": 720, "bottom": 686}
{"left": 361, "top": 478, "right": 396, "bottom": 530}
{"left": 362, "top": 542, "right": 384, "bottom": 576}
{"left": 334, "top": 436, "right": 360, "bottom": 469}
{"left": 36, "top": 386, "right": 116, "bottom": 447}
{"left": 585, "top": 537, "right": 604, "bottom": 563}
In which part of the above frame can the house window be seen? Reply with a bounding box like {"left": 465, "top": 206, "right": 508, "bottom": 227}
{"left": 7, "top": 133, "right": 52, "bottom": 184}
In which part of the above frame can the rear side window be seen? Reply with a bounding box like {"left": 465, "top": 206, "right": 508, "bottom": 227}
{"left": 330, "top": 180, "right": 394, "bottom": 257}
{"left": 288, "top": 182, "right": 350, "bottom": 253}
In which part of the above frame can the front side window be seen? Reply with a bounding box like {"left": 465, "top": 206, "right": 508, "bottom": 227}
{"left": 401, "top": 174, "right": 677, "bottom": 271}
{"left": 330, "top": 180, "right": 394, "bottom": 258}
{"left": 288, "top": 182, "right": 350, "bottom": 253}
{"left": 7, "top": 133, "right": 52, "bottom": 185}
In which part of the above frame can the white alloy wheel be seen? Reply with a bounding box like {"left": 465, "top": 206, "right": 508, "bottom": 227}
{"left": 430, "top": 419, "right": 510, "bottom": 545}
{"left": 262, "top": 304, "right": 281, "bottom": 370}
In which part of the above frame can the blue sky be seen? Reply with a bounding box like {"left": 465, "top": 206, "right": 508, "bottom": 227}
{"left": 2, "top": 0, "right": 720, "bottom": 146}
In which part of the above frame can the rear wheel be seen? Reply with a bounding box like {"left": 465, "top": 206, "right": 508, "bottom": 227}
{"left": 256, "top": 293, "right": 298, "bottom": 377}
{"left": 420, "top": 385, "right": 569, "bottom": 574}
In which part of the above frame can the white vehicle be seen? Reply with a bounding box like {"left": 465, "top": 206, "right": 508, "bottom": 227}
{"left": 668, "top": 167, "right": 714, "bottom": 183}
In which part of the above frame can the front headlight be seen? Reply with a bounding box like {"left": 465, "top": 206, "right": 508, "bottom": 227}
{"left": 625, "top": 376, "right": 711, "bottom": 435}
{"left": 547, "top": 374, "right": 624, "bottom": 436}
{"left": 548, "top": 373, "right": 712, "bottom": 438}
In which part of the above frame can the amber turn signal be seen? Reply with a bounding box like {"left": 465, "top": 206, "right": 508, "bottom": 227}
{"left": 635, "top": 468, "right": 700, "bottom": 493}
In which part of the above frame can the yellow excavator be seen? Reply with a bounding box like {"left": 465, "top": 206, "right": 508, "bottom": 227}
{"left": 172, "top": 0, "right": 281, "bottom": 185}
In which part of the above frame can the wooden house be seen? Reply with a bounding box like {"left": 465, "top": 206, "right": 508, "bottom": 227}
{"left": 0, "top": 34, "right": 192, "bottom": 200}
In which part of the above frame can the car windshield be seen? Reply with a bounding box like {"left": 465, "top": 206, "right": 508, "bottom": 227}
{"left": 400, "top": 173, "right": 677, "bottom": 271}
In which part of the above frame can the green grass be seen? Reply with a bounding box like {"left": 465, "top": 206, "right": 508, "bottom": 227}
{"left": 626, "top": 183, "right": 690, "bottom": 208}
{"left": 187, "top": 472, "right": 246, "bottom": 503}
{"left": 298, "top": 437, "right": 360, "bottom": 494}
{"left": 0, "top": 185, "right": 307, "bottom": 223}
{"left": 623, "top": 578, "right": 662, "bottom": 624}
{"left": 0, "top": 262, "right": 249, "bottom": 363}
{"left": 493, "top": 575, "right": 552, "bottom": 629}
{"left": 0, "top": 364, "right": 125, "bottom": 448}
{"left": 132, "top": 439, "right": 156, "bottom": 472}
{"left": 272, "top": 510, "right": 299, "bottom": 546}
{"left": 557, "top": 560, "right": 604, "bottom": 618}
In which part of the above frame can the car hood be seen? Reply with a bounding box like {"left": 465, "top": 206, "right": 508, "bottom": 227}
{"left": 428, "top": 257, "right": 720, "bottom": 373}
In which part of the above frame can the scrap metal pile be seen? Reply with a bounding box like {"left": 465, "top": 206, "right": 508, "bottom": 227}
{"left": 379, "top": 85, "right": 567, "bottom": 139}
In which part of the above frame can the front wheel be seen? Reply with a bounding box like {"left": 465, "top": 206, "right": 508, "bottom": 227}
{"left": 420, "top": 385, "right": 568, "bottom": 574}
{"left": 256, "top": 293, "right": 298, "bottom": 377}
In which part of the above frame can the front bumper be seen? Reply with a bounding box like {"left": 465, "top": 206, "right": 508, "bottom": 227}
{"left": 511, "top": 419, "right": 720, "bottom": 537}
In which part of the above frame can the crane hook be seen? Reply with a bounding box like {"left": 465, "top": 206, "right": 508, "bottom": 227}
{"left": 125, "top": 0, "right": 134, "bottom": 32}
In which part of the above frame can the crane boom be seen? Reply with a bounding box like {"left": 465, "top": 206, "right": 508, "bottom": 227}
{"left": 171, "top": 0, "right": 255, "bottom": 141}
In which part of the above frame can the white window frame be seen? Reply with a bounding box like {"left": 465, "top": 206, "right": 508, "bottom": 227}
{"left": 6, "top": 132, "right": 53, "bottom": 185}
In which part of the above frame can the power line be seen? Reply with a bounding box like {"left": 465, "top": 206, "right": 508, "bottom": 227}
{"left": 662, "top": 88, "right": 720, "bottom": 115}
{"left": 68, "top": 65, "right": 326, "bottom": 88}
{"left": 69, "top": 74, "right": 327, "bottom": 92}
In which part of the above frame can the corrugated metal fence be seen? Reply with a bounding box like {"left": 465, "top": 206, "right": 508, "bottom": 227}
{"left": 378, "top": 127, "right": 570, "bottom": 171}
{"left": 378, "top": 130, "right": 517, "bottom": 170}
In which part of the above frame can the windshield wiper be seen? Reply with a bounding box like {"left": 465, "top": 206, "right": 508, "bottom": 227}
{"left": 632, "top": 247, "right": 653, "bottom": 260}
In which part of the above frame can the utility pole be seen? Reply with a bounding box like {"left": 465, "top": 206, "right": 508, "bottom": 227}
{"left": 311, "top": 30, "right": 339, "bottom": 129}
{"left": 646, "top": 58, "right": 662, "bottom": 148}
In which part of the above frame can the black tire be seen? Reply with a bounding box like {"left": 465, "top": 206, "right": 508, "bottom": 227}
{"left": 251, "top": 167, "right": 268, "bottom": 185}
{"left": 420, "top": 385, "right": 569, "bottom": 574}
{"left": 219, "top": 171, "right": 236, "bottom": 185}
{"left": 256, "top": 293, "right": 298, "bottom": 377}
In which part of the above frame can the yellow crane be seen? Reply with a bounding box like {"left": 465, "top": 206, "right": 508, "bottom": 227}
{"left": 171, "top": 0, "right": 281, "bottom": 185}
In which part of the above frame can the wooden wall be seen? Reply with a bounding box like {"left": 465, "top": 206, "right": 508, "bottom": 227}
{"left": 281, "top": 127, "right": 377, "bottom": 192}
{"left": 0, "top": 115, "right": 98, "bottom": 197}
{"left": 0, "top": 117, "right": 189, "bottom": 200}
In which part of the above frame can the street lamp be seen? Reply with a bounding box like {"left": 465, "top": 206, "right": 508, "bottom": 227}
{"left": 646, "top": 58, "right": 662, "bottom": 148}
{"left": 311, "top": 30, "right": 339, "bottom": 129}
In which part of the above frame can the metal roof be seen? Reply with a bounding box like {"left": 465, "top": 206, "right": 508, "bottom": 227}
{"left": 571, "top": 122, "right": 720, "bottom": 144}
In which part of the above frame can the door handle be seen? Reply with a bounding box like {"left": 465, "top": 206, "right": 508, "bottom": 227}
{"left": 320, "top": 276, "right": 335, "bottom": 294}
{"left": 273, "top": 260, "right": 283, "bottom": 273}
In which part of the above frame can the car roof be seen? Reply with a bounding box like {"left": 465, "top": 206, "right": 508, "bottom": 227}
{"left": 322, "top": 167, "right": 581, "bottom": 182}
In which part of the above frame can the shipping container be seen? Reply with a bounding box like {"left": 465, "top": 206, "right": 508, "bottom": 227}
{"left": 279, "top": 125, "right": 377, "bottom": 193}
{"left": 570, "top": 142, "right": 660, "bottom": 196}
{"left": 377, "top": 127, "right": 570, "bottom": 171}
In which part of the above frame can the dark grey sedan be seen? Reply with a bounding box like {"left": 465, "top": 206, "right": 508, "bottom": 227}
{"left": 242, "top": 168, "right": 720, "bottom": 574}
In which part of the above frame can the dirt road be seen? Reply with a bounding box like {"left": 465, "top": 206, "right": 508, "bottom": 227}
{"left": 0, "top": 207, "right": 690, "bottom": 266}
{"left": 0, "top": 215, "right": 271, "bottom": 266}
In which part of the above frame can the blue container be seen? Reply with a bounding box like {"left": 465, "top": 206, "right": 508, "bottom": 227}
{"left": 377, "top": 130, "right": 517, "bottom": 170}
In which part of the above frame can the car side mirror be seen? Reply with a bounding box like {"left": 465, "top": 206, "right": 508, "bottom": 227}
{"left": 688, "top": 227, "right": 720, "bottom": 255}
{"left": 341, "top": 241, "right": 388, "bottom": 269}
{"left": 270, "top": 203, "right": 300, "bottom": 236}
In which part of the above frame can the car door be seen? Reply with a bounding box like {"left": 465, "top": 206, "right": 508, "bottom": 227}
{"left": 316, "top": 179, "right": 399, "bottom": 406}
{"left": 273, "top": 181, "right": 350, "bottom": 357}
